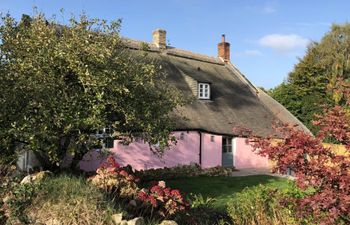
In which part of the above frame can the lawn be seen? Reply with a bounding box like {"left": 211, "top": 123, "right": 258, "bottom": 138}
{"left": 165, "top": 175, "right": 290, "bottom": 211}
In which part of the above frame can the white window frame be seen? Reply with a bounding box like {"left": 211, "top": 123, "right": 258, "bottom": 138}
{"left": 198, "top": 83, "right": 210, "bottom": 99}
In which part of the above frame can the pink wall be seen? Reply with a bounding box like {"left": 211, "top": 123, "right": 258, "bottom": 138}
{"left": 79, "top": 132, "right": 268, "bottom": 172}
{"left": 234, "top": 137, "right": 269, "bottom": 169}
{"left": 80, "top": 131, "right": 200, "bottom": 171}
{"left": 201, "top": 133, "right": 222, "bottom": 168}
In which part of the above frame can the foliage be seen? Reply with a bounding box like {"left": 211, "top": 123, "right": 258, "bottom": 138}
{"left": 269, "top": 23, "right": 350, "bottom": 133}
{"left": 189, "top": 193, "right": 216, "bottom": 209}
{"left": 0, "top": 12, "right": 182, "bottom": 167}
{"left": 175, "top": 206, "right": 230, "bottom": 225}
{"left": 24, "top": 174, "right": 119, "bottom": 224}
{"left": 89, "top": 156, "right": 189, "bottom": 220}
{"left": 137, "top": 181, "right": 189, "bottom": 218}
{"left": 173, "top": 194, "right": 230, "bottom": 225}
{"left": 227, "top": 184, "right": 303, "bottom": 225}
{"left": 89, "top": 155, "right": 140, "bottom": 199}
{"left": 250, "top": 106, "right": 350, "bottom": 224}
{"left": 1, "top": 179, "right": 40, "bottom": 224}
{"left": 135, "top": 164, "right": 236, "bottom": 182}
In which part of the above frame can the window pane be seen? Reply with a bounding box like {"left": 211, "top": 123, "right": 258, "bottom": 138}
{"left": 222, "top": 146, "right": 227, "bottom": 153}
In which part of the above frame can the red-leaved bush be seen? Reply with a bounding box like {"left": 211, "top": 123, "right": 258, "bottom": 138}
{"left": 137, "top": 181, "right": 189, "bottom": 218}
{"left": 89, "top": 156, "right": 189, "bottom": 218}
{"left": 89, "top": 155, "right": 140, "bottom": 198}
{"left": 250, "top": 105, "right": 350, "bottom": 224}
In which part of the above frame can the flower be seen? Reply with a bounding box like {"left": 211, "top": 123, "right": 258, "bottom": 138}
{"left": 149, "top": 195, "right": 158, "bottom": 207}
{"left": 158, "top": 180, "right": 166, "bottom": 188}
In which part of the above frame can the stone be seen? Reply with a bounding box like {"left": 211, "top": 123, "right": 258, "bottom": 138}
{"left": 20, "top": 174, "right": 34, "bottom": 184}
{"left": 127, "top": 217, "right": 144, "bottom": 225}
{"left": 111, "top": 213, "right": 123, "bottom": 225}
{"left": 20, "top": 171, "right": 52, "bottom": 184}
{"left": 159, "top": 220, "right": 178, "bottom": 225}
{"left": 120, "top": 220, "right": 128, "bottom": 225}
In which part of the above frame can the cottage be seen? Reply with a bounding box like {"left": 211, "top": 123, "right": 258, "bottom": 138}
{"left": 79, "top": 29, "right": 310, "bottom": 171}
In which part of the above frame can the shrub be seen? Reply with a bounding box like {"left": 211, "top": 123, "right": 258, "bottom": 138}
{"left": 173, "top": 194, "right": 231, "bottom": 225}
{"left": 135, "top": 164, "right": 236, "bottom": 181}
{"left": 0, "top": 162, "right": 28, "bottom": 225}
{"left": 1, "top": 181, "right": 39, "bottom": 224}
{"left": 25, "top": 174, "right": 119, "bottom": 224}
{"left": 89, "top": 156, "right": 140, "bottom": 199}
{"left": 137, "top": 181, "right": 189, "bottom": 218}
{"left": 251, "top": 117, "right": 350, "bottom": 224}
{"left": 227, "top": 184, "right": 302, "bottom": 225}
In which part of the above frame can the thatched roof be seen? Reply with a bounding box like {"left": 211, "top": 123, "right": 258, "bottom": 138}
{"left": 122, "top": 38, "right": 311, "bottom": 137}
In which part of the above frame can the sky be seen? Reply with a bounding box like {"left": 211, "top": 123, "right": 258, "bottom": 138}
{"left": 1, "top": 0, "right": 350, "bottom": 89}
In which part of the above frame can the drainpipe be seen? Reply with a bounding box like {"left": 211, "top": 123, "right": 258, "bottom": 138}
{"left": 198, "top": 131, "right": 202, "bottom": 166}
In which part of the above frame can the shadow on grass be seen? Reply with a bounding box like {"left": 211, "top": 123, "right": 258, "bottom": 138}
{"left": 164, "top": 175, "right": 289, "bottom": 211}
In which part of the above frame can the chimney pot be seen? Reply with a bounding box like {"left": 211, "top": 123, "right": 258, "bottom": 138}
{"left": 152, "top": 29, "right": 166, "bottom": 49}
{"left": 221, "top": 34, "right": 225, "bottom": 43}
{"left": 218, "top": 34, "right": 230, "bottom": 62}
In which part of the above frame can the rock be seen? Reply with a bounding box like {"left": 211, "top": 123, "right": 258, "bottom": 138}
{"left": 120, "top": 220, "right": 128, "bottom": 225}
{"left": 159, "top": 220, "right": 178, "bottom": 225}
{"left": 20, "top": 171, "right": 52, "bottom": 184}
{"left": 20, "top": 174, "right": 34, "bottom": 184}
{"left": 111, "top": 213, "right": 123, "bottom": 225}
{"left": 127, "top": 217, "right": 144, "bottom": 225}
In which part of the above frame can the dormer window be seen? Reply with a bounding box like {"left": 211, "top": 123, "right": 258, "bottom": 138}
{"left": 198, "top": 83, "right": 210, "bottom": 99}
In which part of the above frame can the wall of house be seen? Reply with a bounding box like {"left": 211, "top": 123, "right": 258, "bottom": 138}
{"left": 79, "top": 132, "right": 268, "bottom": 171}
{"left": 201, "top": 133, "right": 222, "bottom": 168}
{"left": 234, "top": 137, "right": 269, "bottom": 169}
{"left": 79, "top": 131, "right": 201, "bottom": 171}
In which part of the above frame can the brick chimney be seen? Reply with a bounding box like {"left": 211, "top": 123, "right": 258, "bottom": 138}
{"left": 152, "top": 29, "right": 166, "bottom": 49}
{"left": 218, "top": 34, "right": 230, "bottom": 62}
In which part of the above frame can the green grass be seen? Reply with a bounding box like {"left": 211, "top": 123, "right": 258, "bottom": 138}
{"left": 165, "top": 175, "right": 290, "bottom": 211}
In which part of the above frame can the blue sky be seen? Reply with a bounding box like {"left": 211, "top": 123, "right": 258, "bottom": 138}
{"left": 1, "top": 1, "right": 350, "bottom": 88}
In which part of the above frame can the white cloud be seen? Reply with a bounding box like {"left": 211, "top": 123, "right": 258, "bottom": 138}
{"left": 243, "top": 50, "right": 263, "bottom": 56}
{"left": 258, "top": 34, "right": 310, "bottom": 53}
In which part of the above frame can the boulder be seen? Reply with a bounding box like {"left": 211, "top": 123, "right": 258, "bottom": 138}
{"left": 111, "top": 213, "right": 123, "bottom": 225}
{"left": 159, "top": 220, "right": 178, "bottom": 225}
{"left": 127, "top": 217, "right": 144, "bottom": 225}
